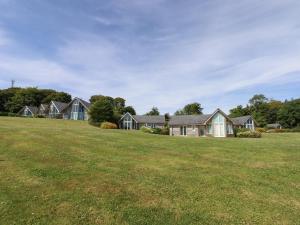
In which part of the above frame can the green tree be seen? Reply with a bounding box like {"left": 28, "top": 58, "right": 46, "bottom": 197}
{"left": 0, "top": 88, "right": 21, "bottom": 112}
{"left": 277, "top": 99, "right": 300, "bottom": 128}
{"left": 145, "top": 107, "right": 160, "bottom": 116}
{"left": 123, "top": 106, "right": 136, "bottom": 115}
{"left": 114, "top": 97, "right": 126, "bottom": 113}
{"left": 229, "top": 105, "right": 248, "bottom": 117}
{"left": 42, "top": 92, "right": 71, "bottom": 103}
{"left": 174, "top": 102, "right": 203, "bottom": 115}
{"left": 248, "top": 94, "right": 269, "bottom": 127}
{"left": 88, "top": 99, "right": 114, "bottom": 125}
{"left": 183, "top": 102, "right": 203, "bottom": 115}
{"left": 266, "top": 100, "right": 282, "bottom": 124}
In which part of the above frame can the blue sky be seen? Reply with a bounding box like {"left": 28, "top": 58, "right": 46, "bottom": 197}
{"left": 0, "top": 0, "right": 299, "bottom": 114}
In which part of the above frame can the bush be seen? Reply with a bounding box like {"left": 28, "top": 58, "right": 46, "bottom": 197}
{"left": 100, "top": 122, "right": 118, "bottom": 129}
{"left": 266, "top": 129, "right": 289, "bottom": 133}
{"left": 0, "top": 112, "right": 8, "bottom": 116}
{"left": 291, "top": 126, "right": 300, "bottom": 132}
{"left": 160, "top": 127, "right": 170, "bottom": 135}
{"left": 256, "top": 127, "right": 266, "bottom": 133}
{"left": 140, "top": 126, "right": 169, "bottom": 135}
{"left": 233, "top": 127, "right": 250, "bottom": 137}
{"left": 7, "top": 113, "right": 17, "bottom": 117}
{"left": 141, "top": 126, "right": 153, "bottom": 133}
{"left": 35, "top": 115, "right": 46, "bottom": 118}
{"left": 237, "top": 131, "right": 262, "bottom": 138}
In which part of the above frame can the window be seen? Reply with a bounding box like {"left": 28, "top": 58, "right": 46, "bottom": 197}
{"left": 192, "top": 125, "right": 195, "bottom": 131}
{"left": 123, "top": 116, "right": 132, "bottom": 130}
{"left": 245, "top": 118, "right": 254, "bottom": 130}
{"left": 227, "top": 124, "right": 233, "bottom": 134}
{"left": 180, "top": 126, "right": 187, "bottom": 136}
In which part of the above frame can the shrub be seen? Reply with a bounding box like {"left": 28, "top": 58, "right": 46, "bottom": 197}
{"left": 160, "top": 127, "right": 170, "bottom": 135}
{"left": 35, "top": 115, "right": 46, "bottom": 118}
{"left": 140, "top": 126, "right": 153, "bottom": 133}
{"left": 291, "top": 126, "right": 300, "bottom": 132}
{"left": 237, "top": 131, "right": 261, "bottom": 138}
{"left": 140, "top": 126, "right": 168, "bottom": 135}
{"left": 256, "top": 127, "right": 266, "bottom": 133}
{"left": 233, "top": 127, "right": 250, "bottom": 137}
{"left": 7, "top": 113, "right": 17, "bottom": 117}
{"left": 100, "top": 122, "right": 118, "bottom": 129}
{"left": 0, "top": 112, "right": 8, "bottom": 116}
{"left": 266, "top": 129, "right": 290, "bottom": 133}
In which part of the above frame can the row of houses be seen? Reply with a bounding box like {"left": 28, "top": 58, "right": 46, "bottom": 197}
{"left": 119, "top": 109, "right": 256, "bottom": 137}
{"left": 18, "top": 97, "right": 90, "bottom": 120}
{"left": 19, "top": 99, "right": 256, "bottom": 138}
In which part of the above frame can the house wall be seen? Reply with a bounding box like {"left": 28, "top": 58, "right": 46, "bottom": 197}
{"left": 170, "top": 125, "right": 200, "bottom": 137}
{"left": 139, "top": 123, "right": 164, "bottom": 129}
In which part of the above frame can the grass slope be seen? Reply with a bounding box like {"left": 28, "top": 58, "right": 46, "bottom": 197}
{"left": 0, "top": 117, "right": 299, "bottom": 225}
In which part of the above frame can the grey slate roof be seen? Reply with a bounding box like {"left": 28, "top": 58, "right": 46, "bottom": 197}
{"left": 230, "top": 115, "right": 252, "bottom": 125}
{"left": 78, "top": 98, "right": 91, "bottom": 109}
{"left": 266, "top": 123, "right": 281, "bottom": 128}
{"left": 169, "top": 114, "right": 212, "bottom": 125}
{"left": 40, "top": 104, "right": 49, "bottom": 110}
{"left": 132, "top": 115, "right": 165, "bottom": 124}
{"left": 52, "top": 101, "right": 68, "bottom": 112}
{"left": 27, "top": 106, "right": 39, "bottom": 114}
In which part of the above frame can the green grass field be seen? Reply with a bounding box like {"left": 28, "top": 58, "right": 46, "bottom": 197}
{"left": 0, "top": 117, "right": 299, "bottom": 225}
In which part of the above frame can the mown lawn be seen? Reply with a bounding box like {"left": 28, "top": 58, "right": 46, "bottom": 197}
{"left": 0, "top": 117, "right": 299, "bottom": 225}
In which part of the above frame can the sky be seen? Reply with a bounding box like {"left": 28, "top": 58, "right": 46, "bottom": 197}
{"left": 0, "top": 0, "right": 299, "bottom": 114}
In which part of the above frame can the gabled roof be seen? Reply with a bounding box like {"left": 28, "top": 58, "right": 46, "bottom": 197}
{"left": 62, "top": 97, "right": 91, "bottom": 112}
{"left": 18, "top": 106, "right": 39, "bottom": 115}
{"left": 77, "top": 98, "right": 91, "bottom": 109}
{"left": 119, "top": 112, "right": 165, "bottom": 124}
{"left": 230, "top": 115, "right": 252, "bottom": 125}
{"left": 51, "top": 101, "right": 68, "bottom": 112}
{"left": 169, "top": 114, "right": 211, "bottom": 125}
{"left": 39, "top": 104, "right": 49, "bottom": 110}
{"left": 133, "top": 115, "right": 165, "bottom": 124}
{"left": 169, "top": 108, "right": 233, "bottom": 125}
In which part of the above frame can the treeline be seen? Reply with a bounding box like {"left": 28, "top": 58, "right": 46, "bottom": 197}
{"left": 0, "top": 88, "right": 136, "bottom": 123}
{"left": 0, "top": 87, "right": 71, "bottom": 113}
{"left": 229, "top": 94, "right": 300, "bottom": 128}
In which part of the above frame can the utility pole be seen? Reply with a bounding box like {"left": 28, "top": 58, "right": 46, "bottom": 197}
{"left": 11, "top": 79, "right": 15, "bottom": 88}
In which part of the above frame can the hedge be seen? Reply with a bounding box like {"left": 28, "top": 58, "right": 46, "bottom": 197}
{"left": 100, "top": 122, "right": 118, "bottom": 129}
{"left": 237, "top": 131, "right": 262, "bottom": 138}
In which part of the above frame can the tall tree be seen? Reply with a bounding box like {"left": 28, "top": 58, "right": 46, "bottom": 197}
{"left": 145, "top": 107, "right": 160, "bottom": 116}
{"left": 277, "top": 99, "right": 300, "bottom": 128}
{"left": 229, "top": 105, "right": 248, "bottom": 117}
{"left": 42, "top": 91, "right": 71, "bottom": 103}
{"left": 88, "top": 99, "right": 114, "bottom": 125}
{"left": 123, "top": 106, "right": 136, "bottom": 115}
{"left": 174, "top": 102, "right": 203, "bottom": 115}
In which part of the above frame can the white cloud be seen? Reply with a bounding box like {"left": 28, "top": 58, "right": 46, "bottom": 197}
{"left": 0, "top": 0, "right": 300, "bottom": 114}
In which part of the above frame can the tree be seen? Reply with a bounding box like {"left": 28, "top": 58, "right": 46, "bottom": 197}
{"left": 0, "top": 88, "right": 21, "bottom": 112}
{"left": 174, "top": 109, "right": 185, "bottom": 115}
{"left": 277, "top": 99, "right": 300, "bottom": 128}
{"left": 229, "top": 105, "right": 248, "bottom": 117}
{"left": 174, "top": 102, "right": 203, "bottom": 115}
{"left": 42, "top": 92, "right": 71, "bottom": 103}
{"left": 123, "top": 106, "right": 136, "bottom": 115}
{"left": 249, "top": 94, "right": 268, "bottom": 107}
{"left": 183, "top": 102, "right": 203, "bottom": 115}
{"left": 114, "top": 97, "right": 126, "bottom": 113}
{"left": 145, "top": 107, "right": 160, "bottom": 116}
{"left": 266, "top": 100, "right": 282, "bottom": 124}
{"left": 88, "top": 99, "right": 114, "bottom": 125}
